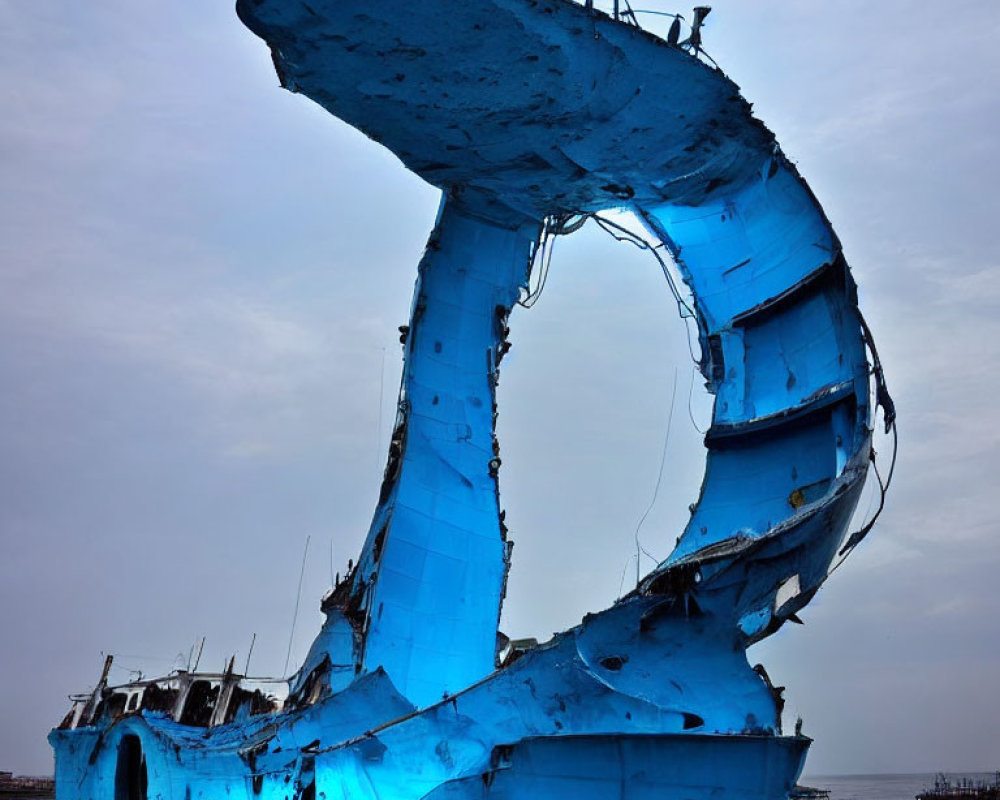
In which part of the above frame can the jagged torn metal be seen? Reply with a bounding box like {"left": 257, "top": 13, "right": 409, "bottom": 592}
{"left": 49, "top": 1, "right": 895, "bottom": 798}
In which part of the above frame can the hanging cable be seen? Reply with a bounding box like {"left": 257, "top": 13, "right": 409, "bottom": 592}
{"left": 519, "top": 211, "right": 703, "bottom": 366}
{"left": 632, "top": 367, "right": 679, "bottom": 584}
{"left": 588, "top": 213, "right": 694, "bottom": 317}
{"left": 587, "top": 212, "right": 702, "bottom": 365}
{"left": 832, "top": 306, "right": 899, "bottom": 557}
{"left": 518, "top": 217, "right": 558, "bottom": 308}
{"left": 518, "top": 213, "right": 591, "bottom": 309}
{"left": 686, "top": 364, "right": 706, "bottom": 434}
{"left": 856, "top": 308, "right": 896, "bottom": 433}
{"left": 836, "top": 419, "right": 897, "bottom": 558}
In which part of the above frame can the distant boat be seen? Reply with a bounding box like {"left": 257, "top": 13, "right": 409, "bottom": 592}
{"left": 917, "top": 774, "right": 1000, "bottom": 800}
{"left": 50, "top": 1, "right": 896, "bottom": 798}
{"left": 0, "top": 771, "right": 54, "bottom": 799}
{"left": 790, "top": 787, "right": 831, "bottom": 800}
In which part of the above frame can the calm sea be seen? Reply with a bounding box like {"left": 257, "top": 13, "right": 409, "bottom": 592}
{"left": 803, "top": 773, "right": 999, "bottom": 800}
{"left": 4, "top": 773, "right": 994, "bottom": 800}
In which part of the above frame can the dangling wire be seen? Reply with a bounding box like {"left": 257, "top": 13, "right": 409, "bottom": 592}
{"left": 588, "top": 213, "right": 694, "bottom": 316}
{"left": 519, "top": 213, "right": 593, "bottom": 308}
{"left": 632, "top": 367, "right": 679, "bottom": 585}
{"left": 836, "top": 419, "right": 898, "bottom": 559}
{"left": 832, "top": 307, "right": 899, "bottom": 558}
{"left": 520, "top": 211, "right": 704, "bottom": 592}
{"left": 826, "top": 305, "right": 899, "bottom": 573}
{"left": 519, "top": 211, "right": 701, "bottom": 357}
{"left": 686, "top": 364, "right": 706, "bottom": 434}
{"left": 518, "top": 216, "right": 559, "bottom": 308}
{"left": 857, "top": 309, "right": 896, "bottom": 434}
{"left": 587, "top": 212, "right": 702, "bottom": 365}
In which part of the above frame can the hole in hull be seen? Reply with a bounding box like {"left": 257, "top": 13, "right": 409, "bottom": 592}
{"left": 115, "top": 735, "right": 148, "bottom": 800}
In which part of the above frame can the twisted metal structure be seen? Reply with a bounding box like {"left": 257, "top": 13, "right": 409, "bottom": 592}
{"left": 50, "top": 2, "right": 895, "bottom": 798}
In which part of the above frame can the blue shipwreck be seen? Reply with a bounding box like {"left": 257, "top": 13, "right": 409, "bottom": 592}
{"left": 50, "top": 2, "right": 897, "bottom": 798}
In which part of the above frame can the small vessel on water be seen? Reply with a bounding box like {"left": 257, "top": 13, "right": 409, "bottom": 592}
{"left": 49, "top": 2, "right": 895, "bottom": 798}
{"left": 790, "top": 787, "right": 831, "bottom": 800}
{"left": 917, "top": 774, "right": 1000, "bottom": 800}
{"left": 0, "top": 771, "right": 55, "bottom": 799}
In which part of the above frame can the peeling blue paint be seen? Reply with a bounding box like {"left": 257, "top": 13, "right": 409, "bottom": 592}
{"left": 50, "top": 0, "right": 894, "bottom": 797}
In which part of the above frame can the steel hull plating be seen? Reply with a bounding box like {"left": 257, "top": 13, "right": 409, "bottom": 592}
{"left": 50, "top": 0, "right": 893, "bottom": 796}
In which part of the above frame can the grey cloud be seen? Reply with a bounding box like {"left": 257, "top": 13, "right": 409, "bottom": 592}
{"left": 2, "top": 0, "right": 999, "bottom": 779}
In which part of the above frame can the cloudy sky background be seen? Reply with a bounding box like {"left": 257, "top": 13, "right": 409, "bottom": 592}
{"left": 2, "top": 0, "right": 998, "bottom": 777}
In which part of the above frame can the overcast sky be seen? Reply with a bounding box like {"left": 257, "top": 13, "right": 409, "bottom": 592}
{"left": 2, "top": 0, "right": 998, "bottom": 778}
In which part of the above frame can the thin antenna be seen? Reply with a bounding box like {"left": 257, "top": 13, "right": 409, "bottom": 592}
{"left": 618, "top": 553, "right": 636, "bottom": 599}
{"left": 634, "top": 367, "right": 679, "bottom": 586}
{"left": 283, "top": 535, "right": 311, "bottom": 677}
{"left": 376, "top": 347, "right": 386, "bottom": 476}
{"left": 192, "top": 636, "right": 206, "bottom": 672}
{"left": 244, "top": 633, "right": 257, "bottom": 676}
{"left": 330, "top": 538, "right": 336, "bottom": 587}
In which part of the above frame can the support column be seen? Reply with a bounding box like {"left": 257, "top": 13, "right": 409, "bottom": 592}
{"left": 340, "top": 197, "right": 540, "bottom": 707}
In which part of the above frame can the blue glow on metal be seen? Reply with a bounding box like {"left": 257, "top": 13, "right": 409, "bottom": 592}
{"left": 49, "top": 0, "right": 895, "bottom": 797}
{"left": 347, "top": 203, "right": 536, "bottom": 706}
